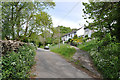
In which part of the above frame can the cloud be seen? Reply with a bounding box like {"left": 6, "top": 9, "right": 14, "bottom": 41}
{"left": 52, "top": 16, "right": 82, "bottom": 29}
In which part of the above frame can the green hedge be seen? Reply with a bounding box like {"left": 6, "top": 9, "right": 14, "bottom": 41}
{"left": 78, "top": 37, "right": 120, "bottom": 79}
{"left": 90, "top": 42, "right": 120, "bottom": 79}
{"left": 78, "top": 39, "right": 97, "bottom": 51}
{"left": 2, "top": 44, "right": 36, "bottom": 78}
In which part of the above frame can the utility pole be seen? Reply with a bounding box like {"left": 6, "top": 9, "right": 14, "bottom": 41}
{"left": 58, "top": 25, "right": 60, "bottom": 48}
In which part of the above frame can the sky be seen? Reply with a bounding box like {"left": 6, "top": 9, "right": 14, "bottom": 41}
{"left": 45, "top": 0, "right": 90, "bottom": 35}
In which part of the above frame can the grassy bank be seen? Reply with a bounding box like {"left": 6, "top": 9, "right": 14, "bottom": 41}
{"left": 78, "top": 39, "right": 97, "bottom": 51}
{"left": 50, "top": 44, "right": 76, "bottom": 60}
{"left": 77, "top": 39, "right": 120, "bottom": 79}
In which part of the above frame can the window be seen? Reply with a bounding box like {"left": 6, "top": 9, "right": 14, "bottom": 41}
{"left": 74, "top": 32, "right": 76, "bottom": 35}
{"left": 68, "top": 34, "right": 70, "bottom": 37}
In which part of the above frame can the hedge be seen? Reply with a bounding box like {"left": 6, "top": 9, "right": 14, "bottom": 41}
{"left": 2, "top": 44, "right": 36, "bottom": 79}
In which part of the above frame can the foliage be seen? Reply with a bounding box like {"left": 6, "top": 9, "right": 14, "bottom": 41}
{"left": 2, "top": 44, "right": 36, "bottom": 78}
{"left": 50, "top": 44, "right": 76, "bottom": 60}
{"left": 82, "top": 1, "right": 120, "bottom": 79}
{"left": 82, "top": 1, "right": 120, "bottom": 42}
{"left": 2, "top": 2, "right": 55, "bottom": 41}
{"left": 39, "top": 29, "right": 52, "bottom": 46}
{"left": 73, "top": 37, "right": 83, "bottom": 43}
{"left": 0, "top": 58, "right": 1, "bottom": 80}
{"left": 56, "top": 26, "right": 72, "bottom": 36}
{"left": 78, "top": 39, "right": 97, "bottom": 51}
{"left": 78, "top": 36, "right": 120, "bottom": 78}
{"left": 90, "top": 42, "right": 120, "bottom": 78}
{"left": 50, "top": 27, "right": 60, "bottom": 44}
{"left": 69, "top": 35, "right": 83, "bottom": 47}
{"left": 73, "top": 35, "right": 78, "bottom": 39}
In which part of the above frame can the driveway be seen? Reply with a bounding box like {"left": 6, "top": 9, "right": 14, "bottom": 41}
{"left": 31, "top": 48, "right": 91, "bottom": 78}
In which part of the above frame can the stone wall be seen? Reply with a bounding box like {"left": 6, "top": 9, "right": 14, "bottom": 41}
{"left": 0, "top": 40, "right": 24, "bottom": 55}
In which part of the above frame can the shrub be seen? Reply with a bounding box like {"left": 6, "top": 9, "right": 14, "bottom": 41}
{"left": 0, "top": 58, "right": 1, "bottom": 80}
{"left": 70, "top": 41, "right": 78, "bottom": 47}
{"left": 78, "top": 35, "right": 120, "bottom": 79}
{"left": 78, "top": 39, "right": 97, "bottom": 51}
{"left": 90, "top": 42, "right": 120, "bottom": 79}
{"left": 2, "top": 44, "right": 36, "bottom": 79}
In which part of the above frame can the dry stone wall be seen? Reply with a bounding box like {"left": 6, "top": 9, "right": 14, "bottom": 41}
{"left": 0, "top": 40, "right": 24, "bottom": 55}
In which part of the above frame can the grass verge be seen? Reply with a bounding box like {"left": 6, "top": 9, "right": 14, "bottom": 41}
{"left": 77, "top": 38, "right": 120, "bottom": 79}
{"left": 50, "top": 44, "right": 76, "bottom": 60}
{"left": 78, "top": 39, "right": 97, "bottom": 51}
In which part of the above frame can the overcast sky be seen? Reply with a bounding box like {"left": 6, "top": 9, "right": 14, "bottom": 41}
{"left": 45, "top": 0, "right": 89, "bottom": 35}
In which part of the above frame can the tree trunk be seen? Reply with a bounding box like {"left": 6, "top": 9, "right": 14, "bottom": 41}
{"left": 24, "top": 15, "right": 32, "bottom": 39}
{"left": 11, "top": 4, "right": 15, "bottom": 40}
{"left": 24, "top": 21, "right": 28, "bottom": 38}
{"left": 17, "top": 20, "right": 20, "bottom": 40}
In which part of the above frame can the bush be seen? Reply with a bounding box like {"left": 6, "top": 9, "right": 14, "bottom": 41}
{"left": 70, "top": 41, "right": 78, "bottom": 47}
{"left": 78, "top": 39, "right": 97, "bottom": 51}
{"left": 50, "top": 44, "right": 76, "bottom": 59}
{"left": 0, "top": 59, "right": 1, "bottom": 80}
{"left": 2, "top": 44, "right": 36, "bottom": 79}
{"left": 90, "top": 42, "right": 120, "bottom": 78}
{"left": 78, "top": 35, "right": 120, "bottom": 79}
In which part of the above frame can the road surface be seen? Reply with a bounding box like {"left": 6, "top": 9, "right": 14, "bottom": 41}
{"left": 31, "top": 48, "right": 91, "bottom": 78}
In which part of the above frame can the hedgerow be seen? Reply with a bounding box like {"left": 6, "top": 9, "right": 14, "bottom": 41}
{"left": 2, "top": 44, "right": 36, "bottom": 79}
{"left": 78, "top": 34, "right": 120, "bottom": 79}
{"left": 90, "top": 41, "right": 120, "bottom": 79}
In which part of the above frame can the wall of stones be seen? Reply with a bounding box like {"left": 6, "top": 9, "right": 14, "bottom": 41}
{"left": 0, "top": 40, "right": 24, "bottom": 55}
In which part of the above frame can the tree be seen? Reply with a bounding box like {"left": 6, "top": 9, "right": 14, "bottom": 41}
{"left": 56, "top": 26, "right": 72, "bottom": 36}
{"left": 82, "top": 1, "right": 120, "bottom": 78}
{"left": 2, "top": 2, "right": 55, "bottom": 41}
{"left": 82, "top": 1, "right": 120, "bottom": 42}
{"left": 51, "top": 27, "right": 60, "bottom": 44}
{"left": 40, "top": 29, "right": 52, "bottom": 46}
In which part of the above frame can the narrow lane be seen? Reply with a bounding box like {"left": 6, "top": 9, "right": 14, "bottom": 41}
{"left": 31, "top": 48, "right": 91, "bottom": 78}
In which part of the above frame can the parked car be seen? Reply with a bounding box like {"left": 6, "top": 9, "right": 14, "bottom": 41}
{"left": 44, "top": 46, "right": 49, "bottom": 50}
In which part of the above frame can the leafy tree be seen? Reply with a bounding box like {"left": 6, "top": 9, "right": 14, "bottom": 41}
{"left": 82, "top": 1, "right": 120, "bottom": 42}
{"left": 56, "top": 26, "right": 72, "bottom": 36}
{"left": 51, "top": 27, "right": 60, "bottom": 44}
{"left": 82, "top": 1, "right": 120, "bottom": 78}
{"left": 2, "top": 2, "right": 55, "bottom": 41}
{"left": 40, "top": 29, "right": 52, "bottom": 46}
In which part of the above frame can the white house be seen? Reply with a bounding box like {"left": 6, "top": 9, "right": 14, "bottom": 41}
{"left": 61, "top": 28, "right": 83, "bottom": 44}
{"left": 83, "top": 28, "right": 93, "bottom": 38}
{"left": 61, "top": 27, "right": 94, "bottom": 44}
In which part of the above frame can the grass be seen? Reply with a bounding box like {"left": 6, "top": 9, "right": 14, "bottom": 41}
{"left": 78, "top": 39, "right": 97, "bottom": 51}
{"left": 50, "top": 44, "right": 76, "bottom": 60}
{"left": 39, "top": 46, "right": 44, "bottom": 49}
{"left": 78, "top": 38, "right": 120, "bottom": 78}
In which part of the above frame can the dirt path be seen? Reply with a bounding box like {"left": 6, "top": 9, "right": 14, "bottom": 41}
{"left": 30, "top": 48, "right": 91, "bottom": 78}
{"left": 72, "top": 46, "right": 101, "bottom": 78}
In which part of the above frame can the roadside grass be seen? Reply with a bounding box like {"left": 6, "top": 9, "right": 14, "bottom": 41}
{"left": 39, "top": 46, "right": 44, "bottom": 49}
{"left": 50, "top": 44, "right": 76, "bottom": 60}
{"left": 78, "top": 38, "right": 120, "bottom": 78}
{"left": 78, "top": 39, "right": 97, "bottom": 51}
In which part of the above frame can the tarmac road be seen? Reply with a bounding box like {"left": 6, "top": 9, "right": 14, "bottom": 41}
{"left": 31, "top": 48, "right": 91, "bottom": 78}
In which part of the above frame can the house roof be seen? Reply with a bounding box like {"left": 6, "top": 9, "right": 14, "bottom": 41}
{"left": 62, "top": 27, "right": 82, "bottom": 37}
